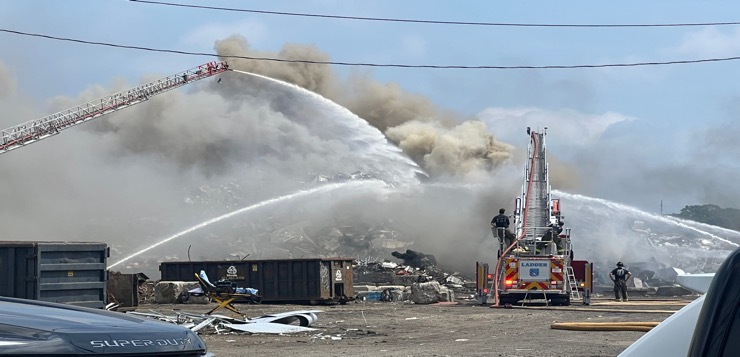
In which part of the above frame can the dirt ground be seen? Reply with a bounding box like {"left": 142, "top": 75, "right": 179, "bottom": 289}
{"left": 140, "top": 296, "right": 693, "bottom": 357}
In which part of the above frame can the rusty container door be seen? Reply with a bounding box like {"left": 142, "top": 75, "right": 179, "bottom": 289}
{"left": 331, "top": 259, "right": 354, "bottom": 299}
{"left": 107, "top": 273, "right": 139, "bottom": 308}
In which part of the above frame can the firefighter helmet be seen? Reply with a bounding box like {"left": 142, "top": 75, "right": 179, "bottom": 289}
{"left": 617, "top": 262, "right": 624, "bottom": 267}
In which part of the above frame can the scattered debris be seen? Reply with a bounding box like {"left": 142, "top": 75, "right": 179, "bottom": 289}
{"left": 127, "top": 309, "right": 323, "bottom": 335}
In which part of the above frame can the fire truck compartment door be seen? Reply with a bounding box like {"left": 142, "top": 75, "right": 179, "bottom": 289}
{"left": 518, "top": 260, "right": 550, "bottom": 282}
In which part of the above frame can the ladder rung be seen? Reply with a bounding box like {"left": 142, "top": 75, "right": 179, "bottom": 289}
{"left": 566, "top": 266, "right": 581, "bottom": 300}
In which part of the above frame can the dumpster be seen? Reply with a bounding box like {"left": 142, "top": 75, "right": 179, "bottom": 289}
{"left": 0, "top": 241, "right": 108, "bottom": 308}
{"left": 160, "top": 258, "right": 354, "bottom": 304}
{"left": 107, "top": 272, "right": 148, "bottom": 308}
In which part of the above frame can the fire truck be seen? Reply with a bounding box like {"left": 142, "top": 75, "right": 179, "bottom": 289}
{"left": 476, "top": 128, "right": 593, "bottom": 306}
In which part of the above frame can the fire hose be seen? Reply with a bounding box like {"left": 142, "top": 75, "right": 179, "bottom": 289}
{"left": 551, "top": 321, "right": 660, "bottom": 332}
{"left": 488, "top": 304, "right": 681, "bottom": 314}
{"left": 492, "top": 131, "right": 538, "bottom": 306}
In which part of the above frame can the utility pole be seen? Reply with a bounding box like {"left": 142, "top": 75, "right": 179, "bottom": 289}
{"left": 660, "top": 200, "right": 663, "bottom": 216}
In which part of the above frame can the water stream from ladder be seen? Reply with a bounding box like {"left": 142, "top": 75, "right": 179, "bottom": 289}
{"left": 555, "top": 190, "right": 740, "bottom": 247}
{"left": 110, "top": 70, "right": 424, "bottom": 267}
{"left": 109, "top": 180, "right": 385, "bottom": 268}
{"left": 109, "top": 70, "right": 740, "bottom": 273}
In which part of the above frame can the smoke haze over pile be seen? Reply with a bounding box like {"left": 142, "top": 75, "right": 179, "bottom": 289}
{"left": 2, "top": 33, "right": 736, "bottom": 278}
{"left": 0, "top": 62, "right": 15, "bottom": 98}
{"left": 215, "top": 35, "right": 514, "bottom": 177}
{"left": 0, "top": 36, "right": 523, "bottom": 276}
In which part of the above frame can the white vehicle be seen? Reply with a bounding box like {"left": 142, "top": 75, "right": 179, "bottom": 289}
{"left": 619, "top": 247, "right": 740, "bottom": 356}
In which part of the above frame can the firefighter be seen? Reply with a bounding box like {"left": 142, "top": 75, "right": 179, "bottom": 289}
{"left": 538, "top": 221, "right": 564, "bottom": 254}
{"left": 552, "top": 221, "right": 565, "bottom": 252}
{"left": 491, "top": 208, "right": 512, "bottom": 247}
{"left": 609, "top": 262, "right": 632, "bottom": 302}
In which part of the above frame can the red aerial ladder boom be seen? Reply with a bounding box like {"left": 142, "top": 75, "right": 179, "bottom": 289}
{"left": 0, "top": 61, "right": 229, "bottom": 155}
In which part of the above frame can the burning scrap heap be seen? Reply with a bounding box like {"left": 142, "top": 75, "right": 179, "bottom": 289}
{"left": 353, "top": 249, "right": 476, "bottom": 303}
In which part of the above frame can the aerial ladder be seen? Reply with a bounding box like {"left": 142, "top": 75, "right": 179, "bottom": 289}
{"left": 517, "top": 127, "right": 551, "bottom": 244}
{"left": 476, "top": 127, "right": 593, "bottom": 306}
{"left": 0, "top": 61, "right": 230, "bottom": 155}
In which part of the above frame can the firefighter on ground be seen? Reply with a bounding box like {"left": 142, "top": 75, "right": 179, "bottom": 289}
{"left": 491, "top": 208, "right": 512, "bottom": 247}
{"left": 609, "top": 262, "right": 632, "bottom": 302}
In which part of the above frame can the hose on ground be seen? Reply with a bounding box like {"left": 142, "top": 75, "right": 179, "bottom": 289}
{"left": 490, "top": 304, "right": 679, "bottom": 314}
{"left": 551, "top": 321, "right": 660, "bottom": 332}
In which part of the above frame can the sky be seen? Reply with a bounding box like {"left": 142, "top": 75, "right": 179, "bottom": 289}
{"left": 2, "top": 0, "right": 740, "bottom": 273}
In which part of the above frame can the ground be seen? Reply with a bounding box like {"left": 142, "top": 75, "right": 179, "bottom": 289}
{"left": 141, "top": 296, "right": 693, "bottom": 357}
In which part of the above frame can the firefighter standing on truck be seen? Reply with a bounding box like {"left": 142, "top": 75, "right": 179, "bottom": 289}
{"left": 610, "top": 262, "right": 632, "bottom": 302}
{"left": 491, "top": 208, "right": 512, "bottom": 247}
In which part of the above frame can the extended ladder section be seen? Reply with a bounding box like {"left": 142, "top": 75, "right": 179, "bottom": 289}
{"left": 566, "top": 266, "right": 581, "bottom": 300}
{"left": 0, "top": 61, "right": 230, "bottom": 155}
{"left": 515, "top": 130, "right": 551, "bottom": 242}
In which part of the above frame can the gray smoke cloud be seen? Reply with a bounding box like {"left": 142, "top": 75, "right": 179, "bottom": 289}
{"left": 2, "top": 33, "right": 592, "bottom": 277}
{"left": 386, "top": 120, "right": 513, "bottom": 176}
{"left": 0, "top": 62, "right": 15, "bottom": 98}
{"left": 215, "top": 35, "right": 514, "bottom": 177}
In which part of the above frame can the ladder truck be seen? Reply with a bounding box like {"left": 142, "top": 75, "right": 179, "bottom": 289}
{"left": 476, "top": 128, "right": 593, "bottom": 306}
{"left": 0, "top": 61, "right": 229, "bottom": 155}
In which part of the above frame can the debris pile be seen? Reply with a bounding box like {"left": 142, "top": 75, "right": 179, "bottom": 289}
{"left": 139, "top": 281, "right": 156, "bottom": 304}
{"left": 353, "top": 249, "right": 476, "bottom": 304}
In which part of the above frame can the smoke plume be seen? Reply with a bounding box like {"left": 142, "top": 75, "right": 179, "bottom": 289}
{"left": 0, "top": 62, "right": 15, "bottom": 98}
{"left": 0, "top": 35, "right": 558, "bottom": 277}
{"left": 215, "top": 35, "right": 514, "bottom": 176}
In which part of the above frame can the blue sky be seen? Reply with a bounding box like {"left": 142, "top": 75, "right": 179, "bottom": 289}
{"left": 2, "top": 0, "right": 740, "bottom": 214}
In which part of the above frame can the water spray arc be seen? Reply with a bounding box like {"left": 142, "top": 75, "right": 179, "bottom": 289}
{"left": 229, "top": 70, "right": 425, "bottom": 183}
{"left": 555, "top": 190, "right": 740, "bottom": 247}
{"left": 109, "top": 181, "right": 380, "bottom": 268}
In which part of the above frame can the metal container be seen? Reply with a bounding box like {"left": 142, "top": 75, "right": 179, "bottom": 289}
{"left": 160, "top": 258, "right": 354, "bottom": 304}
{"left": 0, "top": 241, "right": 108, "bottom": 308}
{"left": 107, "top": 273, "right": 140, "bottom": 308}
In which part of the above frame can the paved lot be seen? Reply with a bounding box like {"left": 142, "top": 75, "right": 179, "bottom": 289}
{"left": 140, "top": 297, "right": 691, "bottom": 357}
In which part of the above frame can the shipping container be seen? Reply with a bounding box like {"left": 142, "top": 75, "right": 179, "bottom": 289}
{"left": 0, "top": 241, "right": 108, "bottom": 308}
{"left": 160, "top": 258, "right": 354, "bottom": 304}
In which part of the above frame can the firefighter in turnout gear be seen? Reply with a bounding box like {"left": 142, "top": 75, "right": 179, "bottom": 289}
{"left": 491, "top": 208, "right": 513, "bottom": 247}
{"left": 609, "top": 262, "right": 632, "bottom": 301}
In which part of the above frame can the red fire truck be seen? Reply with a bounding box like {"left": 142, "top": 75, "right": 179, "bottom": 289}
{"left": 477, "top": 128, "right": 592, "bottom": 306}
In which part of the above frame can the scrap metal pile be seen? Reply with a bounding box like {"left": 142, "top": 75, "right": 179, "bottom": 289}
{"left": 353, "top": 249, "right": 477, "bottom": 303}
{"left": 116, "top": 214, "right": 420, "bottom": 279}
